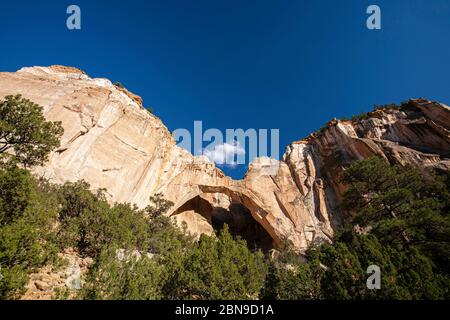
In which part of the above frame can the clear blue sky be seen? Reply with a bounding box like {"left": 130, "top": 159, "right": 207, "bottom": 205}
{"left": 1, "top": 0, "right": 449, "bottom": 178}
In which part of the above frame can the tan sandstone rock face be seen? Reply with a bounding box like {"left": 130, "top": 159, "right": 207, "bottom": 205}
{"left": 1, "top": 66, "right": 449, "bottom": 252}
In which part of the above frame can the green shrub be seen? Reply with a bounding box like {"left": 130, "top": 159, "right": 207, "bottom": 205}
{"left": 262, "top": 244, "right": 322, "bottom": 300}
{"left": 351, "top": 112, "right": 369, "bottom": 121}
{"left": 0, "top": 165, "right": 59, "bottom": 299}
{"left": 56, "top": 181, "right": 155, "bottom": 258}
{"left": 310, "top": 157, "right": 450, "bottom": 299}
{"left": 0, "top": 94, "right": 63, "bottom": 167}
{"left": 373, "top": 103, "right": 401, "bottom": 111}
{"left": 80, "top": 246, "right": 165, "bottom": 300}
{"left": 341, "top": 113, "right": 369, "bottom": 122}
{"left": 170, "top": 226, "right": 267, "bottom": 300}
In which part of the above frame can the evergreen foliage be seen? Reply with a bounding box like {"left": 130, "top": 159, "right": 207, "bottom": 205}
{"left": 0, "top": 95, "right": 63, "bottom": 166}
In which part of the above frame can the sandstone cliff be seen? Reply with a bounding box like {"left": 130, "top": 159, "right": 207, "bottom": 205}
{"left": 0, "top": 66, "right": 449, "bottom": 252}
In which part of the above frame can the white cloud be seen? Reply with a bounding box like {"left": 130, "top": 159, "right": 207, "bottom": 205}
{"left": 203, "top": 141, "right": 245, "bottom": 167}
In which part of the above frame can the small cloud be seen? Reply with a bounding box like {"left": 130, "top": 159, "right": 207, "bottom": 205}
{"left": 203, "top": 141, "right": 245, "bottom": 167}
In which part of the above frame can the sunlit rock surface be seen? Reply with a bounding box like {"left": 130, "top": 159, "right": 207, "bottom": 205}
{"left": 1, "top": 66, "right": 448, "bottom": 251}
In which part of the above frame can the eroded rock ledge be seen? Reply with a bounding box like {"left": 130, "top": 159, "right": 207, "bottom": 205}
{"left": 0, "top": 66, "right": 448, "bottom": 251}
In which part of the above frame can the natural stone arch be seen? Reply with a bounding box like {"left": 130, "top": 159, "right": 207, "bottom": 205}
{"left": 167, "top": 185, "right": 280, "bottom": 250}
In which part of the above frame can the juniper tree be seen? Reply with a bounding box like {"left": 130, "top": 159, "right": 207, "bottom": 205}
{"left": 0, "top": 94, "right": 63, "bottom": 167}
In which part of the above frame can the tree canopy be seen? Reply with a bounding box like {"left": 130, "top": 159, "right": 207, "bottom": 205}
{"left": 0, "top": 94, "right": 63, "bottom": 166}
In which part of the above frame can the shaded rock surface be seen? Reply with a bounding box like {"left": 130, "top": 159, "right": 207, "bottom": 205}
{"left": 1, "top": 66, "right": 449, "bottom": 252}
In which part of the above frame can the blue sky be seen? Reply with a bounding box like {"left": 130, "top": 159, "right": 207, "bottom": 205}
{"left": 1, "top": 0, "right": 449, "bottom": 178}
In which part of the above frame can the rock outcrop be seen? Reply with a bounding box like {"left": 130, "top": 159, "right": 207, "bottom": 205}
{"left": 1, "top": 66, "right": 449, "bottom": 252}
{"left": 21, "top": 248, "right": 93, "bottom": 300}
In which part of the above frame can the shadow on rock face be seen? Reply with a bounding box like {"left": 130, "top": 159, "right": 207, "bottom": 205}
{"left": 171, "top": 195, "right": 275, "bottom": 251}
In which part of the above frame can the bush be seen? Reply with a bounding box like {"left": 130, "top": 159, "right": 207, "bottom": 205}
{"left": 80, "top": 246, "right": 165, "bottom": 300}
{"left": 170, "top": 226, "right": 267, "bottom": 300}
{"left": 56, "top": 181, "right": 157, "bottom": 258}
{"left": 262, "top": 244, "right": 322, "bottom": 300}
{"left": 309, "top": 232, "right": 449, "bottom": 299}
{"left": 0, "top": 165, "right": 58, "bottom": 299}
{"left": 373, "top": 103, "right": 401, "bottom": 111}
{"left": 57, "top": 188, "right": 194, "bottom": 300}
{"left": 351, "top": 113, "right": 369, "bottom": 121}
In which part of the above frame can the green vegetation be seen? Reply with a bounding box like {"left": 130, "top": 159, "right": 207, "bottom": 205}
{"left": 373, "top": 103, "right": 402, "bottom": 111}
{"left": 0, "top": 164, "right": 59, "bottom": 299}
{"left": 0, "top": 95, "right": 63, "bottom": 298}
{"left": 1, "top": 95, "right": 449, "bottom": 300}
{"left": 259, "top": 157, "right": 449, "bottom": 300}
{"left": 113, "top": 82, "right": 125, "bottom": 89}
{"left": 341, "top": 112, "right": 369, "bottom": 122}
{"left": 262, "top": 243, "right": 322, "bottom": 300}
{"left": 0, "top": 95, "right": 63, "bottom": 167}
{"left": 340, "top": 101, "right": 409, "bottom": 123}
{"left": 308, "top": 157, "right": 450, "bottom": 299}
{"left": 56, "top": 181, "right": 156, "bottom": 258}
{"left": 0, "top": 162, "right": 268, "bottom": 300}
{"left": 169, "top": 226, "right": 267, "bottom": 300}
{"left": 80, "top": 246, "right": 166, "bottom": 300}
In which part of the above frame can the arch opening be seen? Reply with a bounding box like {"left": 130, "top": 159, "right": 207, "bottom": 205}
{"left": 171, "top": 193, "right": 275, "bottom": 251}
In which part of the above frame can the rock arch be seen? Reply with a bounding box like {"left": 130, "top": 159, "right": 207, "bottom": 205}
{"left": 167, "top": 185, "right": 279, "bottom": 250}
